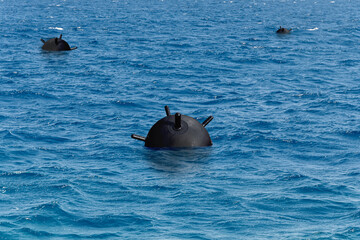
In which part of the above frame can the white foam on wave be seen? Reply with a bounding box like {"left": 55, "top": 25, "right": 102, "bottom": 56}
{"left": 307, "top": 27, "right": 319, "bottom": 31}
{"left": 49, "top": 27, "right": 64, "bottom": 31}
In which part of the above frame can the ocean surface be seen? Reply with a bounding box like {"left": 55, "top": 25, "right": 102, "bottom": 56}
{"left": 1, "top": 0, "right": 360, "bottom": 239}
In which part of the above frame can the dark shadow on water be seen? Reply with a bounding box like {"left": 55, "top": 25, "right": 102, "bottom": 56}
{"left": 143, "top": 147, "right": 212, "bottom": 173}
{"left": 276, "top": 33, "right": 293, "bottom": 39}
{"left": 40, "top": 49, "right": 73, "bottom": 55}
{"left": 40, "top": 48, "right": 74, "bottom": 60}
{"left": 40, "top": 49, "right": 72, "bottom": 65}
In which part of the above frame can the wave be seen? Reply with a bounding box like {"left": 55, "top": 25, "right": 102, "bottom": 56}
{"left": 12, "top": 131, "right": 70, "bottom": 144}
{"left": 0, "top": 130, "right": 23, "bottom": 141}
{"left": 292, "top": 183, "right": 343, "bottom": 195}
{"left": 10, "top": 227, "right": 120, "bottom": 239}
{"left": 245, "top": 120, "right": 277, "bottom": 130}
{"left": 0, "top": 171, "right": 44, "bottom": 178}
{"left": 275, "top": 173, "right": 309, "bottom": 182}
{"left": 338, "top": 130, "right": 360, "bottom": 138}
{"left": 0, "top": 90, "right": 57, "bottom": 100}
{"left": 111, "top": 100, "right": 142, "bottom": 109}
{"left": 76, "top": 214, "right": 153, "bottom": 228}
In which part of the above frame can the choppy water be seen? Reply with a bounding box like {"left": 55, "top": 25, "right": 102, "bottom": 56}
{"left": 1, "top": 0, "right": 360, "bottom": 239}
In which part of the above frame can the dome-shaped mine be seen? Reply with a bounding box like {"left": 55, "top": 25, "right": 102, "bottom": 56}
{"left": 41, "top": 34, "right": 77, "bottom": 51}
{"left": 132, "top": 106, "right": 213, "bottom": 148}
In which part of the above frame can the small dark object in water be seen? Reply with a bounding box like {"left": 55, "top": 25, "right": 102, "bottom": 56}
{"left": 131, "top": 105, "right": 213, "bottom": 148}
{"left": 41, "top": 34, "right": 77, "bottom": 51}
{"left": 276, "top": 26, "right": 292, "bottom": 34}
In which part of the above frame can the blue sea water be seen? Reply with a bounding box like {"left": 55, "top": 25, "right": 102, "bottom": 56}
{"left": 1, "top": 0, "right": 360, "bottom": 238}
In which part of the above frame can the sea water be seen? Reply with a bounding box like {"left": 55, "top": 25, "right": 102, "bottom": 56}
{"left": 1, "top": 0, "right": 360, "bottom": 239}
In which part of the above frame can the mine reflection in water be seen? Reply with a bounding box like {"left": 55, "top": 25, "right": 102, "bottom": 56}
{"left": 143, "top": 147, "right": 212, "bottom": 173}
